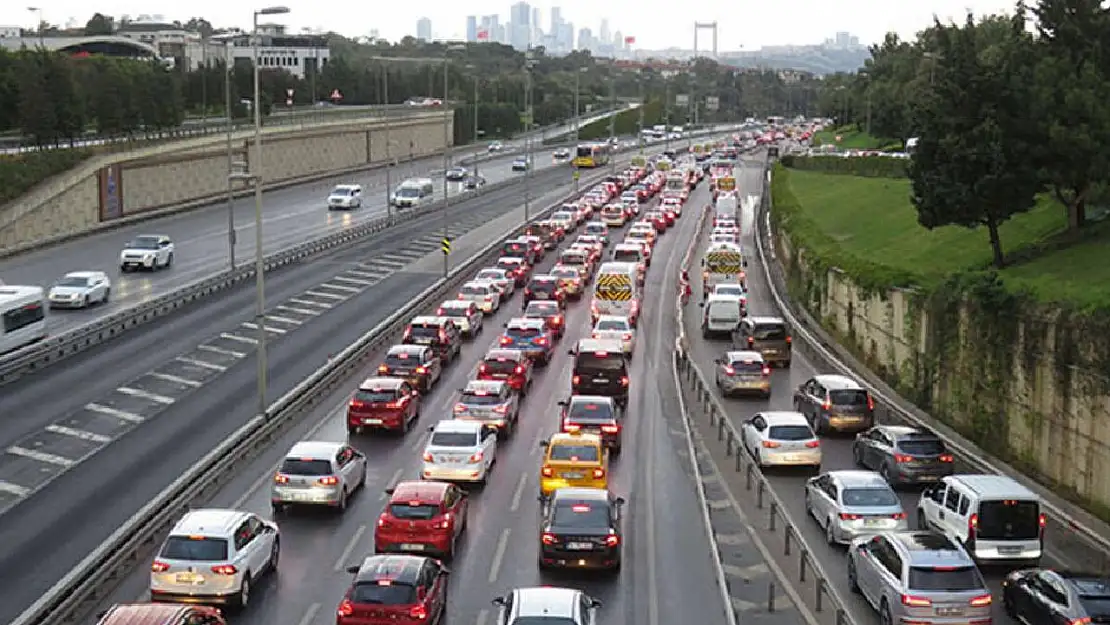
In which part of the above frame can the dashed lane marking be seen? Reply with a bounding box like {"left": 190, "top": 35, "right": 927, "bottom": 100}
{"left": 331, "top": 276, "right": 375, "bottom": 287}
{"left": 7, "top": 446, "right": 75, "bottom": 467}
{"left": 304, "top": 290, "right": 347, "bottom": 301}
{"left": 360, "top": 259, "right": 406, "bottom": 270}
{"left": 148, "top": 372, "right": 203, "bottom": 387}
{"left": 116, "top": 386, "right": 175, "bottom": 405}
{"left": 389, "top": 249, "right": 429, "bottom": 260}
{"left": 345, "top": 269, "right": 381, "bottom": 280}
{"left": 219, "top": 332, "right": 258, "bottom": 345}
{"left": 289, "top": 297, "right": 334, "bottom": 308}
{"left": 241, "top": 322, "right": 287, "bottom": 335}
{"left": 44, "top": 424, "right": 112, "bottom": 443}
{"left": 0, "top": 480, "right": 30, "bottom": 497}
{"left": 265, "top": 314, "right": 303, "bottom": 325}
{"left": 275, "top": 304, "right": 320, "bottom": 316}
{"left": 84, "top": 403, "right": 145, "bottom": 423}
{"left": 317, "top": 282, "right": 361, "bottom": 294}
{"left": 176, "top": 356, "right": 227, "bottom": 371}
{"left": 197, "top": 344, "right": 247, "bottom": 358}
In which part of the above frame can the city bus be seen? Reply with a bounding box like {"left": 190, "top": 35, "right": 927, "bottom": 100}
{"left": 573, "top": 143, "right": 611, "bottom": 168}
{"left": 0, "top": 285, "right": 47, "bottom": 356}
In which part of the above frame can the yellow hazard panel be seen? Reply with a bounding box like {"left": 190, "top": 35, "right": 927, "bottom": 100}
{"left": 717, "top": 177, "right": 736, "bottom": 191}
{"left": 595, "top": 273, "right": 633, "bottom": 300}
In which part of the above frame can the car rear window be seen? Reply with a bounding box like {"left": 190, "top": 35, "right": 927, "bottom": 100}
{"left": 352, "top": 581, "right": 416, "bottom": 605}
{"left": 567, "top": 401, "right": 614, "bottom": 422}
{"left": 355, "top": 389, "right": 398, "bottom": 403}
{"left": 461, "top": 391, "right": 502, "bottom": 405}
{"left": 840, "top": 488, "right": 899, "bottom": 507}
{"left": 552, "top": 503, "right": 611, "bottom": 527}
{"left": 977, "top": 500, "right": 1041, "bottom": 539}
{"left": 384, "top": 353, "right": 420, "bottom": 367}
{"left": 595, "top": 319, "right": 628, "bottom": 331}
{"left": 528, "top": 281, "right": 557, "bottom": 291}
{"left": 430, "top": 431, "right": 478, "bottom": 447}
{"left": 727, "top": 360, "right": 764, "bottom": 373}
{"left": 507, "top": 327, "right": 542, "bottom": 338}
{"left": 280, "top": 459, "right": 332, "bottom": 475}
{"left": 160, "top": 536, "right": 229, "bottom": 561}
{"left": 897, "top": 438, "right": 946, "bottom": 455}
{"left": 389, "top": 503, "right": 440, "bottom": 519}
{"left": 549, "top": 444, "right": 600, "bottom": 462}
{"left": 477, "top": 271, "right": 504, "bottom": 281}
{"left": 482, "top": 357, "right": 519, "bottom": 373}
{"left": 613, "top": 249, "right": 641, "bottom": 262}
{"left": 575, "top": 352, "right": 626, "bottom": 372}
{"left": 460, "top": 285, "right": 488, "bottom": 295}
{"left": 407, "top": 325, "right": 440, "bottom": 339}
{"left": 830, "top": 389, "right": 869, "bottom": 405}
{"left": 753, "top": 324, "right": 787, "bottom": 340}
{"left": 907, "top": 566, "right": 983, "bottom": 591}
{"left": 767, "top": 425, "right": 813, "bottom": 441}
{"left": 525, "top": 302, "right": 559, "bottom": 316}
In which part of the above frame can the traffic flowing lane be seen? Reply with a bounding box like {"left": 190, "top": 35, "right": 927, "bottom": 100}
{"left": 85, "top": 179, "right": 727, "bottom": 625}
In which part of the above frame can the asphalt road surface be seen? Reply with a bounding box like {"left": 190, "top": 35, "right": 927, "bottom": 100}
{"left": 0, "top": 146, "right": 711, "bottom": 625}
{"left": 83, "top": 173, "right": 729, "bottom": 625}
{"left": 682, "top": 155, "right": 1103, "bottom": 625}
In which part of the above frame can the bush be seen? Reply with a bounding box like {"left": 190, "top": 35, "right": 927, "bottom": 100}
{"left": 784, "top": 154, "right": 908, "bottom": 178}
{"left": 577, "top": 101, "right": 664, "bottom": 140}
{"left": 0, "top": 149, "right": 93, "bottom": 205}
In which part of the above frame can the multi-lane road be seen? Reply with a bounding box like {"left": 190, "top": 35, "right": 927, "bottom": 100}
{"left": 81, "top": 161, "right": 733, "bottom": 625}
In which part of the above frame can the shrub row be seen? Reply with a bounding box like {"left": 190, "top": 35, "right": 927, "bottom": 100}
{"left": 0, "top": 149, "right": 93, "bottom": 206}
{"left": 780, "top": 154, "right": 908, "bottom": 178}
{"left": 576, "top": 101, "right": 664, "bottom": 141}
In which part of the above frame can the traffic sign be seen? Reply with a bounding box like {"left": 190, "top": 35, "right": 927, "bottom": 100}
{"left": 441, "top": 237, "right": 451, "bottom": 255}
{"left": 573, "top": 170, "right": 580, "bottom": 181}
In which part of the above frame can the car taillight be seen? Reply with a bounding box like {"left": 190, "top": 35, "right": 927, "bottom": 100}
{"left": 493, "top": 405, "right": 509, "bottom": 414}
{"left": 762, "top": 366, "right": 771, "bottom": 376}
{"left": 761, "top": 440, "right": 781, "bottom": 448}
{"left": 423, "top": 451, "right": 435, "bottom": 463}
{"left": 318, "top": 476, "right": 339, "bottom": 486}
{"left": 572, "top": 375, "right": 580, "bottom": 385}
{"left": 552, "top": 316, "right": 563, "bottom": 325}
{"left": 378, "top": 365, "right": 389, "bottom": 373}
{"left": 514, "top": 365, "right": 525, "bottom": 375}
{"left": 839, "top": 513, "right": 862, "bottom": 521}
{"left": 402, "top": 329, "right": 411, "bottom": 340}
{"left": 894, "top": 454, "right": 913, "bottom": 463}
{"left": 274, "top": 473, "right": 289, "bottom": 484}
{"left": 454, "top": 403, "right": 466, "bottom": 413}
{"left": 386, "top": 399, "right": 404, "bottom": 408}
{"left": 542, "top": 467, "right": 554, "bottom": 477}
{"left": 468, "top": 451, "right": 483, "bottom": 464}
{"left": 620, "top": 376, "right": 629, "bottom": 386}
{"left": 804, "top": 440, "right": 820, "bottom": 448}
{"left": 211, "top": 564, "right": 238, "bottom": 575}
{"left": 821, "top": 399, "right": 831, "bottom": 410}
{"left": 622, "top": 333, "right": 632, "bottom": 341}
{"left": 524, "top": 289, "right": 532, "bottom": 296}
{"left": 867, "top": 394, "right": 874, "bottom": 410}
{"left": 592, "top": 468, "right": 605, "bottom": 479}
{"left": 377, "top": 514, "right": 390, "bottom": 527}
{"left": 901, "top": 594, "right": 932, "bottom": 607}
{"left": 535, "top": 337, "right": 548, "bottom": 345}
{"left": 605, "top": 533, "right": 620, "bottom": 546}
{"left": 338, "top": 600, "right": 354, "bottom": 617}
{"left": 542, "top": 532, "right": 558, "bottom": 545}
{"left": 415, "top": 366, "right": 427, "bottom": 374}
{"left": 1068, "top": 618, "right": 1092, "bottom": 625}
{"left": 967, "top": 594, "right": 991, "bottom": 607}
{"left": 151, "top": 560, "right": 170, "bottom": 572}
{"left": 500, "top": 336, "right": 512, "bottom": 345}
{"left": 747, "top": 336, "right": 754, "bottom": 345}
{"left": 785, "top": 335, "right": 792, "bottom": 343}
{"left": 1039, "top": 512, "right": 1047, "bottom": 538}
{"left": 724, "top": 366, "right": 736, "bottom": 375}
{"left": 439, "top": 330, "right": 447, "bottom": 341}
{"left": 484, "top": 295, "right": 492, "bottom": 301}
{"left": 601, "top": 424, "right": 620, "bottom": 434}
{"left": 939, "top": 454, "right": 954, "bottom": 462}
{"left": 890, "top": 512, "right": 907, "bottom": 520}
{"left": 968, "top": 513, "right": 978, "bottom": 539}
{"left": 410, "top": 605, "right": 427, "bottom": 620}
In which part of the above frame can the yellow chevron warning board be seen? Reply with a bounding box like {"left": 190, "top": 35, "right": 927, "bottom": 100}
{"left": 594, "top": 273, "right": 633, "bottom": 301}
{"left": 441, "top": 238, "right": 451, "bottom": 255}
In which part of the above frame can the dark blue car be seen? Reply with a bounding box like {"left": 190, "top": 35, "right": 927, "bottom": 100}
{"left": 498, "top": 317, "right": 555, "bottom": 366}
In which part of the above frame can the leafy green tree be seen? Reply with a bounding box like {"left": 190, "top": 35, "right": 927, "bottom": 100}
{"left": 0, "top": 49, "right": 20, "bottom": 132}
{"left": 16, "top": 52, "right": 58, "bottom": 146}
{"left": 83, "top": 13, "right": 115, "bottom": 36}
{"left": 42, "top": 53, "right": 86, "bottom": 143}
{"left": 909, "top": 12, "right": 1042, "bottom": 268}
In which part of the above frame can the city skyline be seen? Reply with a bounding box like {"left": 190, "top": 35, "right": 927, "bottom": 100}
{"left": 2, "top": 0, "right": 1022, "bottom": 50}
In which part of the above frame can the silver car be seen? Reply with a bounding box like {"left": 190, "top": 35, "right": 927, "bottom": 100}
{"left": 714, "top": 350, "right": 770, "bottom": 398}
{"left": 453, "top": 379, "right": 520, "bottom": 435}
{"left": 48, "top": 271, "right": 111, "bottom": 308}
{"left": 848, "top": 531, "right": 993, "bottom": 625}
{"left": 805, "top": 470, "right": 909, "bottom": 545}
{"left": 436, "top": 300, "right": 484, "bottom": 337}
{"left": 476, "top": 268, "right": 516, "bottom": 296}
{"left": 270, "top": 441, "right": 367, "bottom": 513}
{"left": 740, "top": 411, "right": 822, "bottom": 470}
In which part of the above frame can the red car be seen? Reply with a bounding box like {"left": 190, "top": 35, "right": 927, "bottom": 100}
{"left": 338, "top": 555, "right": 448, "bottom": 625}
{"left": 375, "top": 481, "right": 468, "bottom": 559}
{"left": 646, "top": 212, "right": 668, "bottom": 232}
{"left": 477, "top": 348, "right": 533, "bottom": 394}
{"left": 347, "top": 377, "right": 422, "bottom": 434}
{"left": 660, "top": 208, "right": 677, "bottom": 226}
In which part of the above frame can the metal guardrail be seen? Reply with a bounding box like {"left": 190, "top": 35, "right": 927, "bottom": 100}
{"left": 0, "top": 121, "right": 732, "bottom": 387}
{"left": 8, "top": 160, "right": 628, "bottom": 625}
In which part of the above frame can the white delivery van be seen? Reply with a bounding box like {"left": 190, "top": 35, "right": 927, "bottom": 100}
{"left": 391, "top": 178, "right": 435, "bottom": 208}
{"left": 592, "top": 262, "right": 640, "bottom": 326}
{"left": 700, "top": 294, "right": 743, "bottom": 339}
{"left": 715, "top": 194, "right": 739, "bottom": 221}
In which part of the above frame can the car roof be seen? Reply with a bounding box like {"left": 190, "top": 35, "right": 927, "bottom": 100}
{"left": 878, "top": 425, "right": 937, "bottom": 439}
{"left": 136, "top": 234, "right": 170, "bottom": 239}
{"left": 464, "top": 279, "right": 496, "bottom": 287}
{"left": 171, "top": 508, "right": 248, "bottom": 536}
{"left": 746, "top": 315, "right": 785, "bottom": 325}
{"left": 613, "top": 243, "right": 642, "bottom": 249}
{"left": 63, "top": 270, "right": 103, "bottom": 278}
{"left": 551, "top": 487, "right": 611, "bottom": 504}
{"left": 497, "top": 256, "right": 524, "bottom": 263}
{"left": 550, "top": 431, "right": 603, "bottom": 446}
{"left": 705, "top": 294, "right": 742, "bottom": 303}
{"left": 287, "top": 441, "right": 343, "bottom": 460}
{"left": 387, "top": 344, "right": 427, "bottom": 355}
{"left": 409, "top": 316, "right": 448, "bottom": 325}
{"left": 432, "top": 420, "right": 481, "bottom": 433}
{"left": 463, "top": 380, "right": 507, "bottom": 394}
{"left": 947, "top": 474, "right": 1037, "bottom": 499}
{"left": 595, "top": 315, "right": 630, "bottom": 324}
{"left": 575, "top": 338, "right": 624, "bottom": 354}
{"left": 726, "top": 350, "right": 764, "bottom": 362}
{"left": 525, "top": 300, "right": 560, "bottom": 310}
{"left": 758, "top": 411, "right": 809, "bottom": 426}
{"left": 713, "top": 282, "right": 745, "bottom": 290}
{"left": 507, "top": 317, "right": 546, "bottom": 329}
{"left": 390, "top": 480, "right": 449, "bottom": 502}
{"left": 529, "top": 275, "right": 558, "bottom": 282}
{"left": 333, "top": 183, "right": 360, "bottom": 189}
{"left": 827, "top": 470, "right": 889, "bottom": 488}
{"left": 359, "top": 377, "right": 404, "bottom": 390}
{"left": 484, "top": 348, "right": 525, "bottom": 361}
{"left": 513, "top": 587, "right": 581, "bottom": 618}
{"left": 354, "top": 554, "right": 428, "bottom": 585}
{"left": 814, "top": 374, "right": 863, "bottom": 390}
{"left": 569, "top": 395, "right": 614, "bottom": 406}
{"left": 439, "top": 300, "right": 474, "bottom": 309}
{"left": 98, "top": 603, "right": 215, "bottom": 625}
{"left": 885, "top": 532, "right": 977, "bottom": 568}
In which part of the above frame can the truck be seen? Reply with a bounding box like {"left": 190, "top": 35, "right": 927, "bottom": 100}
{"left": 701, "top": 243, "right": 747, "bottom": 295}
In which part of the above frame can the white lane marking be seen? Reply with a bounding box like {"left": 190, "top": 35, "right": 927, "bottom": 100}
{"left": 290, "top": 297, "right": 334, "bottom": 308}
{"left": 332, "top": 276, "right": 374, "bottom": 286}
{"left": 529, "top": 428, "right": 545, "bottom": 457}
{"left": 475, "top": 609, "right": 489, "bottom": 625}
{"left": 176, "top": 356, "right": 227, "bottom": 371}
{"left": 488, "top": 528, "right": 510, "bottom": 583}
{"left": 220, "top": 332, "right": 258, "bottom": 345}
{"left": 406, "top": 431, "right": 430, "bottom": 453}
{"left": 346, "top": 269, "right": 381, "bottom": 279}
{"left": 148, "top": 372, "right": 203, "bottom": 388}
{"left": 276, "top": 304, "right": 320, "bottom": 316}
{"left": 380, "top": 467, "right": 405, "bottom": 501}
{"left": 305, "top": 290, "right": 347, "bottom": 301}
{"left": 0, "top": 480, "right": 30, "bottom": 496}
{"left": 333, "top": 525, "right": 368, "bottom": 572}
{"left": 241, "top": 322, "right": 287, "bottom": 335}
{"left": 362, "top": 259, "right": 406, "bottom": 270}
{"left": 8, "top": 446, "right": 74, "bottom": 466}
{"left": 266, "top": 314, "right": 303, "bottom": 325}
{"left": 295, "top": 602, "right": 321, "bottom": 625}
{"left": 84, "top": 403, "right": 145, "bottom": 423}
{"left": 198, "top": 344, "right": 246, "bottom": 358}
{"left": 318, "top": 283, "right": 361, "bottom": 294}
{"left": 116, "top": 386, "right": 175, "bottom": 405}
{"left": 510, "top": 473, "right": 527, "bottom": 511}
{"left": 45, "top": 424, "right": 112, "bottom": 443}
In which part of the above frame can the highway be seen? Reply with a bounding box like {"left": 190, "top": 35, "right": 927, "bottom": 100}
{"left": 682, "top": 154, "right": 1110, "bottom": 625}
{"left": 81, "top": 166, "right": 729, "bottom": 625}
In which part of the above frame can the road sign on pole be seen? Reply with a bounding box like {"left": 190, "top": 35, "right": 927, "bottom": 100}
{"left": 675, "top": 94, "right": 690, "bottom": 107}
{"left": 441, "top": 237, "right": 451, "bottom": 255}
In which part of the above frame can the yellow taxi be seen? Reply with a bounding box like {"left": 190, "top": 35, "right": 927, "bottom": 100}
{"left": 550, "top": 265, "right": 585, "bottom": 299}
{"left": 539, "top": 432, "right": 609, "bottom": 497}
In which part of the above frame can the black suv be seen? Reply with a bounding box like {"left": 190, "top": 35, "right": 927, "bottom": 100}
{"left": 851, "top": 425, "right": 954, "bottom": 486}
{"left": 402, "top": 316, "right": 463, "bottom": 365}
{"left": 558, "top": 395, "right": 623, "bottom": 454}
{"left": 501, "top": 239, "right": 539, "bottom": 265}
{"left": 792, "top": 374, "right": 874, "bottom": 434}
{"left": 522, "top": 275, "right": 565, "bottom": 309}
{"left": 568, "top": 339, "right": 630, "bottom": 408}
{"left": 538, "top": 487, "right": 624, "bottom": 572}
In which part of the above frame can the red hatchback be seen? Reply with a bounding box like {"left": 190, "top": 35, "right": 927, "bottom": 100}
{"left": 338, "top": 555, "right": 449, "bottom": 625}
{"left": 375, "top": 481, "right": 468, "bottom": 559}
{"left": 477, "top": 348, "right": 533, "bottom": 395}
{"left": 647, "top": 212, "right": 668, "bottom": 232}
{"left": 347, "top": 377, "right": 421, "bottom": 434}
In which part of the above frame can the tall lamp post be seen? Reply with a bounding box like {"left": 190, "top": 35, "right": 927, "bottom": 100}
{"left": 441, "top": 43, "right": 466, "bottom": 278}
{"left": 381, "top": 63, "right": 394, "bottom": 222}
{"left": 27, "top": 7, "right": 44, "bottom": 47}
{"left": 471, "top": 72, "right": 480, "bottom": 178}
{"left": 223, "top": 39, "right": 236, "bottom": 270}
{"left": 572, "top": 67, "right": 586, "bottom": 193}
{"left": 524, "top": 51, "right": 537, "bottom": 222}
{"left": 607, "top": 70, "right": 616, "bottom": 175}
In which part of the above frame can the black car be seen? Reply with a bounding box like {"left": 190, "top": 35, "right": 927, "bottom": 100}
{"left": 464, "top": 175, "right": 486, "bottom": 189}
{"left": 523, "top": 300, "right": 565, "bottom": 338}
{"left": 538, "top": 487, "right": 624, "bottom": 572}
{"left": 568, "top": 339, "right": 629, "bottom": 408}
{"left": 445, "top": 166, "right": 469, "bottom": 181}
{"left": 1003, "top": 569, "right": 1110, "bottom": 623}
{"left": 852, "top": 425, "right": 954, "bottom": 486}
{"left": 501, "top": 240, "right": 540, "bottom": 265}
{"left": 559, "top": 395, "right": 622, "bottom": 454}
{"left": 522, "top": 275, "right": 565, "bottom": 309}
{"left": 792, "top": 373, "right": 874, "bottom": 434}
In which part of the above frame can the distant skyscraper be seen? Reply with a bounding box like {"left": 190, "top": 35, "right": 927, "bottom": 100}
{"left": 560, "top": 22, "right": 574, "bottom": 50}
{"left": 466, "top": 15, "right": 478, "bottom": 42}
{"left": 599, "top": 19, "right": 610, "bottom": 44}
{"left": 510, "top": 2, "right": 531, "bottom": 50}
{"left": 416, "top": 17, "right": 432, "bottom": 41}
{"left": 578, "top": 27, "right": 593, "bottom": 53}
{"left": 532, "top": 7, "right": 542, "bottom": 42}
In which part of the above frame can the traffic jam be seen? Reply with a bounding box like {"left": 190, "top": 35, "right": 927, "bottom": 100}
{"left": 94, "top": 147, "right": 709, "bottom": 625}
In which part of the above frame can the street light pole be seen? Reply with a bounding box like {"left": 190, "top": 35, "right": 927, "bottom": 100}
{"left": 27, "top": 7, "right": 44, "bottom": 47}
{"left": 524, "top": 53, "right": 534, "bottom": 222}
{"left": 664, "top": 81, "right": 671, "bottom": 153}
{"left": 573, "top": 68, "right": 582, "bottom": 194}
{"left": 637, "top": 71, "right": 645, "bottom": 155}
{"left": 382, "top": 64, "right": 393, "bottom": 222}
{"left": 224, "top": 41, "right": 236, "bottom": 270}
{"left": 442, "top": 51, "right": 451, "bottom": 278}
{"left": 472, "top": 75, "right": 480, "bottom": 178}
{"left": 607, "top": 72, "right": 616, "bottom": 175}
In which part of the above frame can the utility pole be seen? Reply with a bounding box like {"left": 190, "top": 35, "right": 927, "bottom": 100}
{"left": 637, "top": 71, "right": 645, "bottom": 154}
{"left": 224, "top": 41, "right": 236, "bottom": 270}
{"left": 607, "top": 73, "right": 616, "bottom": 175}
{"left": 383, "top": 64, "right": 393, "bottom": 222}
{"left": 524, "top": 53, "right": 534, "bottom": 222}
{"left": 664, "top": 82, "right": 671, "bottom": 153}
{"left": 442, "top": 53, "right": 451, "bottom": 278}
{"left": 472, "top": 75, "right": 480, "bottom": 177}
{"left": 573, "top": 68, "right": 581, "bottom": 194}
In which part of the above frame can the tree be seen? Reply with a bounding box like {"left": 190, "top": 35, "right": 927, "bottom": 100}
{"left": 908, "top": 12, "right": 1042, "bottom": 268}
{"left": 16, "top": 52, "right": 57, "bottom": 146}
{"left": 1030, "top": 0, "right": 1110, "bottom": 234}
{"left": 84, "top": 13, "right": 114, "bottom": 36}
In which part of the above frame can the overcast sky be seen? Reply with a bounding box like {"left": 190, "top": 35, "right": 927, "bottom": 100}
{"left": 3, "top": 0, "right": 1023, "bottom": 49}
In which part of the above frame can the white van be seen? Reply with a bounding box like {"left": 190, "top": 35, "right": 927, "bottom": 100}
{"left": 917, "top": 474, "right": 1044, "bottom": 566}
{"left": 715, "top": 194, "right": 739, "bottom": 221}
{"left": 700, "top": 294, "right": 743, "bottom": 339}
{"left": 610, "top": 243, "right": 646, "bottom": 284}
{"left": 390, "top": 177, "right": 435, "bottom": 208}
{"left": 592, "top": 262, "right": 640, "bottom": 325}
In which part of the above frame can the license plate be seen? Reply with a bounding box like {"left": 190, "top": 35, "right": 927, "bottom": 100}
{"left": 935, "top": 607, "right": 963, "bottom": 616}
{"left": 864, "top": 518, "right": 884, "bottom": 527}
{"left": 562, "top": 472, "right": 584, "bottom": 479}
{"left": 175, "top": 573, "right": 202, "bottom": 584}
{"left": 998, "top": 546, "right": 1023, "bottom": 555}
{"left": 781, "top": 455, "right": 800, "bottom": 463}
{"left": 918, "top": 475, "right": 939, "bottom": 481}
{"left": 566, "top": 542, "right": 593, "bottom": 550}
{"left": 593, "top": 378, "right": 608, "bottom": 384}
{"left": 764, "top": 349, "right": 778, "bottom": 354}
{"left": 536, "top": 293, "right": 548, "bottom": 299}
{"left": 400, "top": 543, "right": 425, "bottom": 551}
{"left": 491, "top": 373, "right": 509, "bottom": 378}
{"left": 363, "top": 418, "right": 383, "bottom": 425}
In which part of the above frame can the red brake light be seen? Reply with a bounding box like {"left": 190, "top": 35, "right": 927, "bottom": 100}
{"left": 410, "top": 605, "right": 427, "bottom": 620}
{"left": 541, "top": 467, "right": 553, "bottom": 477}
{"left": 318, "top": 476, "right": 339, "bottom": 486}
{"left": 762, "top": 366, "right": 771, "bottom": 376}
{"left": 542, "top": 532, "right": 557, "bottom": 544}
{"left": 724, "top": 366, "right": 736, "bottom": 375}
{"left": 349, "top": 400, "right": 364, "bottom": 408}
{"left": 535, "top": 337, "right": 548, "bottom": 345}
{"left": 151, "top": 560, "right": 170, "bottom": 572}
{"left": 338, "top": 600, "right": 354, "bottom": 617}
{"left": 274, "top": 473, "right": 289, "bottom": 484}
{"left": 762, "top": 440, "right": 781, "bottom": 448}
{"left": 563, "top": 421, "right": 581, "bottom": 432}
{"left": 890, "top": 512, "right": 907, "bottom": 520}
{"left": 553, "top": 316, "right": 563, "bottom": 324}
{"left": 785, "top": 335, "right": 792, "bottom": 343}
{"left": 601, "top": 424, "right": 620, "bottom": 434}
{"left": 377, "top": 514, "right": 389, "bottom": 527}
{"left": 867, "top": 394, "right": 874, "bottom": 410}
{"left": 622, "top": 333, "right": 632, "bottom": 341}
{"left": 415, "top": 366, "right": 427, "bottom": 374}
{"left": 605, "top": 533, "right": 620, "bottom": 547}
{"left": 378, "top": 365, "right": 389, "bottom": 373}
{"left": 939, "top": 454, "right": 954, "bottom": 462}
{"left": 901, "top": 594, "right": 931, "bottom": 607}
{"left": 571, "top": 504, "right": 591, "bottom": 512}
{"left": 747, "top": 336, "right": 754, "bottom": 345}
{"left": 839, "top": 513, "right": 861, "bottom": 520}
{"left": 500, "top": 336, "right": 512, "bottom": 345}
{"left": 479, "top": 363, "right": 488, "bottom": 373}
{"left": 968, "top": 594, "right": 992, "bottom": 607}
{"left": 620, "top": 376, "right": 629, "bottom": 386}
{"left": 423, "top": 452, "right": 433, "bottom": 462}
{"left": 804, "top": 440, "right": 820, "bottom": 448}
{"left": 572, "top": 375, "right": 581, "bottom": 385}
{"left": 468, "top": 451, "right": 484, "bottom": 463}
{"left": 894, "top": 454, "right": 913, "bottom": 463}
{"left": 821, "top": 400, "right": 832, "bottom": 410}
{"left": 515, "top": 365, "right": 525, "bottom": 374}
{"left": 1039, "top": 512, "right": 1047, "bottom": 528}
{"left": 968, "top": 513, "right": 979, "bottom": 537}
{"left": 211, "top": 564, "right": 237, "bottom": 575}
{"left": 592, "top": 468, "right": 605, "bottom": 479}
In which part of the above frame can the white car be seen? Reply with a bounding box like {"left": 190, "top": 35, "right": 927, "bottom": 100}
{"left": 270, "top": 441, "right": 367, "bottom": 513}
{"left": 327, "top": 184, "right": 362, "bottom": 209}
{"left": 458, "top": 280, "right": 501, "bottom": 314}
{"left": 119, "top": 234, "right": 174, "bottom": 271}
{"left": 710, "top": 233, "right": 740, "bottom": 245}
{"left": 150, "top": 508, "right": 279, "bottom": 608}
{"left": 494, "top": 587, "right": 601, "bottom": 625}
{"left": 476, "top": 268, "right": 516, "bottom": 296}
{"left": 436, "top": 300, "right": 484, "bottom": 337}
{"left": 740, "top": 411, "right": 822, "bottom": 470}
{"left": 591, "top": 315, "right": 635, "bottom": 354}
{"left": 550, "top": 211, "right": 576, "bottom": 232}
{"left": 422, "top": 420, "right": 498, "bottom": 485}
{"left": 48, "top": 271, "right": 111, "bottom": 308}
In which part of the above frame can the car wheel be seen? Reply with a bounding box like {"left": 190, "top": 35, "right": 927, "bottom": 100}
{"left": 166, "top": 252, "right": 174, "bottom": 267}
{"left": 847, "top": 559, "right": 860, "bottom": 593}
{"left": 102, "top": 288, "right": 111, "bottom": 303}
{"left": 853, "top": 445, "right": 865, "bottom": 467}
{"left": 825, "top": 519, "right": 837, "bottom": 545}
{"left": 82, "top": 295, "right": 89, "bottom": 308}
{"left": 611, "top": 445, "right": 622, "bottom": 456}
{"left": 234, "top": 575, "right": 251, "bottom": 610}
{"left": 268, "top": 538, "right": 280, "bottom": 572}
{"left": 916, "top": 509, "right": 928, "bottom": 530}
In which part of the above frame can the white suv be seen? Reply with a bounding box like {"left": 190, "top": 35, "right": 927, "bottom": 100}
{"left": 120, "top": 234, "right": 174, "bottom": 271}
{"left": 150, "top": 508, "right": 279, "bottom": 609}
{"left": 492, "top": 587, "right": 601, "bottom": 625}
{"left": 422, "top": 420, "right": 497, "bottom": 485}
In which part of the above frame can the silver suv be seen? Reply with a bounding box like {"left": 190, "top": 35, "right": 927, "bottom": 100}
{"left": 847, "top": 531, "right": 992, "bottom": 625}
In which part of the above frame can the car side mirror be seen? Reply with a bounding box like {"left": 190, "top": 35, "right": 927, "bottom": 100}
{"left": 567, "top": 349, "right": 576, "bottom": 356}
{"left": 589, "top": 598, "right": 603, "bottom": 609}
{"left": 503, "top": 322, "right": 508, "bottom": 328}
{"left": 556, "top": 400, "right": 567, "bottom": 406}
{"left": 412, "top": 390, "right": 420, "bottom": 397}
{"left": 427, "top": 425, "right": 436, "bottom": 432}
{"left": 492, "top": 597, "right": 506, "bottom": 607}
{"left": 539, "top": 440, "right": 549, "bottom": 448}
{"left": 384, "top": 487, "right": 395, "bottom": 496}
{"left": 743, "top": 260, "right": 749, "bottom": 267}
{"left": 713, "top": 358, "right": 722, "bottom": 364}
{"left": 698, "top": 302, "right": 705, "bottom": 307}
{"left": 346, "top": 565, "right": 361, "bottom": 574}
{"left": 439, "top": 567, "right": 451, "bottom": 576}
{"left": 615, "top": 497, "right": 626, "bottom": 506}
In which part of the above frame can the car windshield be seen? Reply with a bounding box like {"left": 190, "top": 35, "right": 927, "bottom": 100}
{"left": 280, "top": 458, "right": 332, "bottom": 475}
{"left": 831, "top": 389, "right": 869, "bottom": 405}
{"left": 551, "top": 502, "right": 610, "bottom": 527}
{"left": 126, "top": 238, "right": 160, "bottom": 249}
{"left": 840, "top": 488, "right": 899, "bottom": 506}
{"left": 595, "top": 319, "right": 628, "bottom": 331}
{"left": 430, "top": 432, "right": 477, "bottom": 447}
{"left": 753, "top": 324, "right": 787, "bottom": 340}
{"left": 55, "top": 276, "right": 90, "bottom": 287}
{"left": 727, "top": 359, "right": 764, "bottom": 372}
{"left": 767, "top": 425, "right": 813, "bottom": 440}
{"left": 567, "top": 401, "right": 614, "bottom": 422}
{"left": 549, "top": 444, "right": 600, "bottom": 462}
{"left": 398, "top": 187, "right": 421, "bottom": 198}
{"left": 355, "top": 389, "right": 398, "bottom": 403}
{"left": 160, "top": 536, "right": 229, "bottom": 561}
{"left": 716, "top": 286, "right": 744, "bottom": 297}
{"left": 384, "top": 352, "right": 420, "bottom": 367}
{"left": 907, "top": 566, "right": 983, "bottom": 592}
{"left": 460, "top": 285, "right": 489, "bottom": 296}
{"left": 461, "top": 392, "right": 502, "bottom": 405}
{"left": 613, "top": 249, "right": 640, "bottom": 262}
{"left": 586, "top": 225, "right": 606, "bottom": 234}
{"left": 388, "top": 503, "right": 440, "bottom": 519}
{"left": 510, "top": 618, "right": 579, "bottom": 625}
{"left": 525, "top": 303, "right": 559, "bottom": 316}
{"left": 351, "top": 581, "right": 416, "bottom": 605}
{"left": 897, "top": 438, "right": 946, "bottom": 455}
{"left": 330, "top": 187, "right": 354, "bottom": 196}
{"left": 506, "top": 327, "right": 542, "bottom": 338}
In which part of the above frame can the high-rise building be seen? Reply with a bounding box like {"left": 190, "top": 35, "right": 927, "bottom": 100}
{"left": 532, "top": 7, "right": 542, "bottom": 43}
{"left": 560, "top": 23, "right": 574, "bottom": 51}
{"left": 466, "top": 15, "right": 477, "bottom": 42}
{"left": 599, "top": 19, "right": 610, "bottom": 44}
{"left": 578, "top": 27, "right": 593, "bottom": 53}
{"left": 416, "top": 17, "right": 432, "bottom": 41}
{"left": 510, "top": 1, "right": 531, "bottom": 50}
